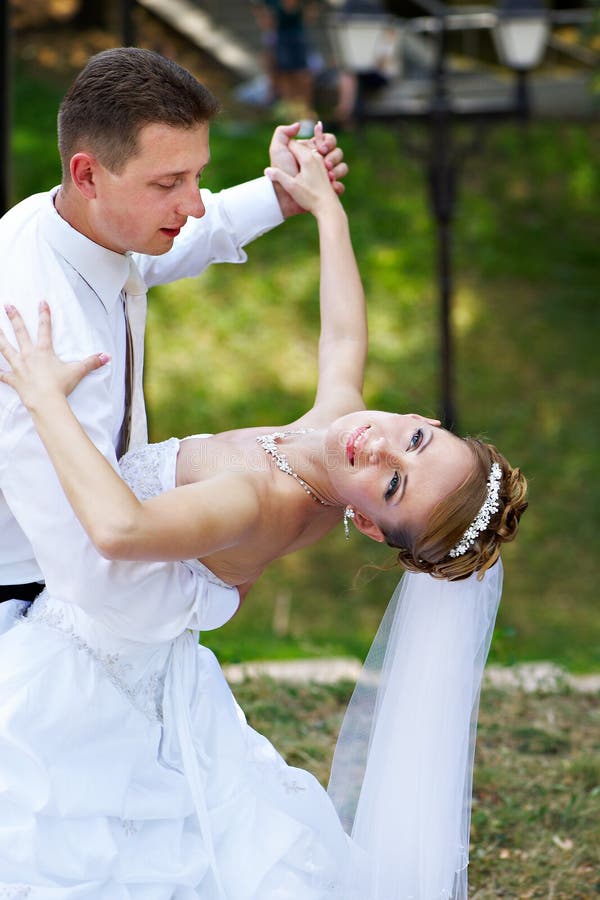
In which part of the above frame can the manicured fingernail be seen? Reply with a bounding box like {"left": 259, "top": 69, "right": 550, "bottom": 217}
{"left": 4, "top": 304, "right": 16, "bottom": 315}
{"left": 98, "top": 353, "right": 111, "bottom": 365}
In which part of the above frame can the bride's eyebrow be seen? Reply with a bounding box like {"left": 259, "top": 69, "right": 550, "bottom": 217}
{"left": 416, "top": 429, "right": 433, "bottom": 455}
{"left": 400, "top": 429, "right": 433, "bottom": 501}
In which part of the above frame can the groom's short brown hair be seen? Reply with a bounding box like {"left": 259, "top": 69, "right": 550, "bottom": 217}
{"left": 58, "top": 47, "right": 220, "bottom": 180}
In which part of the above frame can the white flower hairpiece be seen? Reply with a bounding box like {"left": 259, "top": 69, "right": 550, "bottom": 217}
{"left": 448, "top": 462, "right": 503, "bottom": 558}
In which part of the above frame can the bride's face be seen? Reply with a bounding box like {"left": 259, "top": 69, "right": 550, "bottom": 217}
{"left": 324, "top": 412, "right": 474, "bottom": 543}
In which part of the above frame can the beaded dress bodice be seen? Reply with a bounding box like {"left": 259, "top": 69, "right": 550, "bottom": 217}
{"left": 119, "top": 437, "right": 233, "bottom": 594}
{"left": 119, "top": 436, "right": 180, "bottom": 499}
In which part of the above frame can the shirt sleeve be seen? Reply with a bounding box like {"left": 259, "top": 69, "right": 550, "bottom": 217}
{"left": 136, "top": 177, "right": 285, "bottom": 287}
{"left": 0, "top": 291, "right": 239, "bottom": 642}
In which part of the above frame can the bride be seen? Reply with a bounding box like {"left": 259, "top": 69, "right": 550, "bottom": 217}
{"left": 0, "top": 142, "right": 527, "bottom": 898}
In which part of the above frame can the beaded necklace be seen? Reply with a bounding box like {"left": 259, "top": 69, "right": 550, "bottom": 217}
{"left": 255, "top": 430, "right": 329, "bottom": 506}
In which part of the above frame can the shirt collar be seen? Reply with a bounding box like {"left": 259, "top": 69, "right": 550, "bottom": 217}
{"left": 40, "top": 187, "right": 131, "bottom": 313}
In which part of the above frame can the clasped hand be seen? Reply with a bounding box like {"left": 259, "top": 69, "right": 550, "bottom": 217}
{"left": 268, "top": 121, "right": 347, "bottom": 218}
{"left": 266, "top": 140, "right": 339, "bottom": 217}
{"left": 0, "top": 303, "right": 108, "bottom": 411}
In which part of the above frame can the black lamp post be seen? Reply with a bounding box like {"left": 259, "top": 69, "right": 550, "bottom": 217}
{"left": 427, "top": 19, "right": 458, "bottom": 430}
{"left": 330, "top": 0, "right": 549, "bottom": 430}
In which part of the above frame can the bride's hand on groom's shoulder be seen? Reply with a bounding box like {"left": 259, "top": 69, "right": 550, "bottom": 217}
{"left": 0, "top": 302, "right": 110, "bottom": 412}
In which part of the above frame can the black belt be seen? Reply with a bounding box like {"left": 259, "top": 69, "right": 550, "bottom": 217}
{"left": 0, "top": 582, "right": 44, "bottom": 603}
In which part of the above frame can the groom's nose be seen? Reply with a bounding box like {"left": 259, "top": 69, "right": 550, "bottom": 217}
{"left": 177, "top": 187, "right": 205, "bottom": 220}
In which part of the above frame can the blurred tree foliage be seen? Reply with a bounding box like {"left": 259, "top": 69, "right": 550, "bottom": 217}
{"left": 11, "top": 0, "right": 81, "bottom": 30}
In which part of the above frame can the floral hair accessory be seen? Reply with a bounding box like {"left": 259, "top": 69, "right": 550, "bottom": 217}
{"left": 449, "top": 462, "right": 502, "bottom": 558}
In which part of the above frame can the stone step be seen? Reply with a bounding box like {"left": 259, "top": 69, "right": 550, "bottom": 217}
{"left": 138, "top": 0, "right": 262, "bottom": 78}
{"left": 223, "top": 657, "right": 600, "bottom": 693}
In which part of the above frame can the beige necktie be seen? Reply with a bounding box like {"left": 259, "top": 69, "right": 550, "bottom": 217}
{"left": 118, "top": 255, "right": 148, "bottom": 456}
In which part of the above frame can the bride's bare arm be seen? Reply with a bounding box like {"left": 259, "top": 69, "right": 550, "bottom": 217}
{"left": 265, "top": 141, "right": 367, "bottom": 420}
{"left": 0, "top": 304, "right": 260, "bottom": 563}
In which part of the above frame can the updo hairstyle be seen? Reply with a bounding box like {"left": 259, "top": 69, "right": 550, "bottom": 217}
{"left": 385, "top": 438, "right": 528, "bottom": 581}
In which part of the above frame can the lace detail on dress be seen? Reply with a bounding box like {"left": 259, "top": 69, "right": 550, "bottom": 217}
{"left": 119, "top": 437, "right": 180, "bottom": 500}
{"left": 23, "top": 602, "right": 165, "bottom": 724}
{"left": 282, "top": 779, "right": 307, "bottom": 795}
{"left": 119, "top": 437, "right": 235, "bottom": 595}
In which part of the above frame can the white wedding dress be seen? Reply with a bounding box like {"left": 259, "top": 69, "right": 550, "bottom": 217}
{"left": 0, "top": 438, "right": 503, "bottom": 899}
{"left": 0, "top": 437, "right": 370, "bottom": 899}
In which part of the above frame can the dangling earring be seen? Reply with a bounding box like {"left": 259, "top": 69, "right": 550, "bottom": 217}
{"left": 343, "top": 506, "right": 355, "bottom": 540}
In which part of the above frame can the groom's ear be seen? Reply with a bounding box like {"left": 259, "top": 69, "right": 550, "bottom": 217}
{"left": 70, "top": 153, "right": 99, "bottom": 200}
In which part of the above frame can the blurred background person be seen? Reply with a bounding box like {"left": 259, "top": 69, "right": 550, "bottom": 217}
{"left": 254, "top": 0, "right": 320, "bottom": 123}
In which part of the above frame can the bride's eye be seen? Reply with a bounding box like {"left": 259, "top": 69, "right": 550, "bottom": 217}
{"left": 407, "top": 428, "right": 423, "bottom": 451}
{"left": 385, "top": 471, "right": 399, "bottom": 501}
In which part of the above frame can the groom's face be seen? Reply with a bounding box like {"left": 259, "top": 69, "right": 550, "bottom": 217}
{"left": 89, "top": 121, "right": 211, "bottom": 255}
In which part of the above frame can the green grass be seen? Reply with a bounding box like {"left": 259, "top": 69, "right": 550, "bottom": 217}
{"left": 11, "top": 65, "right": 600, "bottom": 671}
{"left": 236, "top": 678, "right": 600, "bottom": 898}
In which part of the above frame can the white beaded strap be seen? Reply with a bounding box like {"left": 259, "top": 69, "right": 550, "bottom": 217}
{"left": 448, "top": 462, "right": 502, "bottom": 558}
{"left": 256, "top": 430, "right": 329, "bottom": 506}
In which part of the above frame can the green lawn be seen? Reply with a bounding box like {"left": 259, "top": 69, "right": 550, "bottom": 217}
{"left": 236, "top": 677, "right": 600, "bottom": 898}
{"left": 11, "top": 65, "right": 600, "bottom": 671}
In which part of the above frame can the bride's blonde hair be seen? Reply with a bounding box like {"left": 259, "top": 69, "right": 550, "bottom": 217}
{"left": 384, "top": 438, "right": 528, "bottom": 581}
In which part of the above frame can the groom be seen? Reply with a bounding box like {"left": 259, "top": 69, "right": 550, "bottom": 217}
{"left": 0, "top": 48, "right": 347, "bottom": 625}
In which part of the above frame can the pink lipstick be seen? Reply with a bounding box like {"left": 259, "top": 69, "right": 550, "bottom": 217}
{"left": 346, "top": 425, "right": 370, "bottom": 466}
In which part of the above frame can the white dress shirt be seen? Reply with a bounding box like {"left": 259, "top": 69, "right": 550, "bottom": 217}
{"left": 0, "top": 178, "right": 283, "bottom": 637}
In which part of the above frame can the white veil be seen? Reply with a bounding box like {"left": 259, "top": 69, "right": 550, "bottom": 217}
{"left": 328, "top": 561, "right": 503, "bottom": 899}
